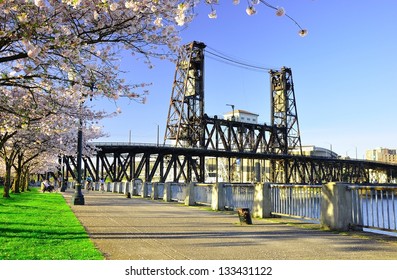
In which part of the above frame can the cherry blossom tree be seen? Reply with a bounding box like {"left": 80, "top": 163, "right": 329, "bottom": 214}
{"left": 0, "top": 107, "right": 106, "bottom": 197}
{"left": 0, "top": 0, "right": 191, "bottom": 197}
{"left": 1, "top": 0, "right": 191, "bottom": 142}
{"left": 0, "top": 0, "right": 187, "bottom": 105}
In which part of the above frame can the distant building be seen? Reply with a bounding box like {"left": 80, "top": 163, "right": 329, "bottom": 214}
{"left": 223, "top": 109, "right": 259, "bottom": 124}
{"left": 366, "top": 148, "right": 397, "bottom": 163}
{"left": 292, "top": 145, "right": 338, "bottom": 158}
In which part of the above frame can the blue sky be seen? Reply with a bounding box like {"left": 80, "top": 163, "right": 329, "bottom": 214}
{"left": 93, "top": 0, "right": 397, "bottom": 159}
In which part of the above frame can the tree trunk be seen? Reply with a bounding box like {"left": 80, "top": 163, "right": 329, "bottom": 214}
{"left": 3, "top": 161, "right": 12, "bottom": 198}
{"left": 12, "top": 154, "right": 23, "bottom": 194}
{"left": 12, "top": 175, "right": 21, "bottom": 193}
{"left": 2, "top": 148, "right": 18, "bottom": 198}
{"left": 21, "top": 167, "right": 30, "bottom": 191}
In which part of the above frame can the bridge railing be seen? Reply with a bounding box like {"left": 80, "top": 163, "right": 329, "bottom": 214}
{"left": 90, "top": 142, "right": 165, "bottom": 147}
{"left": 223, "top": 183, "right": 255, "bottom": 211}
{"left": 270, "top": 184, "right": 322, "bottom": 221}
{"left": 170, "top": 183, "right": 187, "bottom": 202}
{"left": 193, "top": 183, "right": 213, "bottom": 206}
{"left": 349, "top": 185, "right": 397, "bottom": 231}
{"left": 64, "top": 181, "right": 397, "bottom": 235}
{"left": 173, "top": 182, "right": 397, "bottom": 234}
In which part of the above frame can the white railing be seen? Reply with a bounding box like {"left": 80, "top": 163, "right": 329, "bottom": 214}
{"left": 193, "top": 183, "right": 213, "bottom": 206}
{"left": 223, "top": 183, "right": 255, "bottom": 211}
{"left": 349, "top": 185, "right": 397, "bottom": 231}
{"left": 170, "top": 183, "right": 187, "bottom": 202}
{"left": 270, "top": 184, "right": 322, "bottom": 220}
{"left": 64, "top": 181, "right": 397, "bottom": 235}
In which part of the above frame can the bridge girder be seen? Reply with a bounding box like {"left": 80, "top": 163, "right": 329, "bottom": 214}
{"left": 61, "top": 144, "right": 397, "bottom": 184}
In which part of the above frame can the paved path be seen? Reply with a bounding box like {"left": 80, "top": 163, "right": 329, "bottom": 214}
{"left": 62, "top": 189, "right": 397, "bottom": 260}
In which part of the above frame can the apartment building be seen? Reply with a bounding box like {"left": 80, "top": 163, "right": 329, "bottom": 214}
{"left": 366, "top": 148, "right": 397, "bottom": 163}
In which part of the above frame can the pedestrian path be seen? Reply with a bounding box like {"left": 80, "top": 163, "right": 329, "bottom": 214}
{"left": 62, "top": 189, "right": 397, "bottom": 260}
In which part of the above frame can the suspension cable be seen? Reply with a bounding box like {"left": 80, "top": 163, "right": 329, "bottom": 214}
{"left": 204, "top": 46, "right": 279, "bottom": 72}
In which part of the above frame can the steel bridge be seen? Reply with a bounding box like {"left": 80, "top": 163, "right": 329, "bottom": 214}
{"left": 62, "top": 41, "right": 397, "bottom": 184}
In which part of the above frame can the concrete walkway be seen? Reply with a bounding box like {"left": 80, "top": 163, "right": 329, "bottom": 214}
{"left": 62, "top": 189, "right": 397, "bottom": 260}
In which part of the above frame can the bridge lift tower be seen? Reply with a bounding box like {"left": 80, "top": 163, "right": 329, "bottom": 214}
{"left": 269, "top": 67, "right": 303, "bottom": 182}
{"left": 164, "top": 41, "right": 206, "bottom": 148}
{"left": 164, "top": 41, "right": 302, "bottom": 182}
{"left": 270, "top": 67, "right": 302, "bottom": 155}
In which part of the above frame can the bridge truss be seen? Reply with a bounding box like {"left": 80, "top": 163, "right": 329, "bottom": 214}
{"left": 62, "top": 41, "right": 397, "bottom": 184}
{"left": 62, "top": 143, "right": 397, "bottom": 184}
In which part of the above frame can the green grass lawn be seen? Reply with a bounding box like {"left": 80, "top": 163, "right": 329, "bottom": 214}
{"left": 0, "top": 187, "right": 104, "bottom": 260}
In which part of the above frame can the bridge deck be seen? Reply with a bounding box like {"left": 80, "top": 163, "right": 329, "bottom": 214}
{"left": 62, "top": 189, "right": 397, "bottom": 260}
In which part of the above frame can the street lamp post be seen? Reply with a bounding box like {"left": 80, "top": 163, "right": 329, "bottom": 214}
{"left": 72, "top": 116, "right": 85, "bottom": 205}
